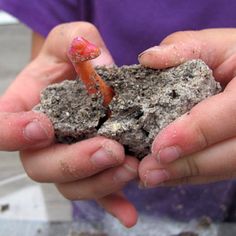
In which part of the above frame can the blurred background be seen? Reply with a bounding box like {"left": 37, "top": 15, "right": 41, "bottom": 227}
{"left": 0, "top": 11, "right": 73, "bottom": 236}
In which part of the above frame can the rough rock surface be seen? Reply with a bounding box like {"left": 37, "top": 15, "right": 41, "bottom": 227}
{"left": 35, "top": 59, "right": 221, "bottom": 158}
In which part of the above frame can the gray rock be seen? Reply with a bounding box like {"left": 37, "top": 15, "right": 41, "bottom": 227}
{"left": 35, "top": 59, "right": 221, "bottom": 158}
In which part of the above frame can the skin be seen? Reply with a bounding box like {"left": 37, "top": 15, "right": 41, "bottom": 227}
{"left": 138, "top": 29, "right": 236, "bottom": 187}
{"left": 2, "top": 23, "right": 236, "bottom": 227}
{"left": 2, "top": 22, "right": 139, "bottom": 228}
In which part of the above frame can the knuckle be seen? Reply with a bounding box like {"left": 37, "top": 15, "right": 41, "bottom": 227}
{"left": 180, "top": 176, "right": 191, "bottom": 185}
{"left": 88, "top": 183, "right": 108, "bottom": 199}
{"left": 183, "top": 156, "right": 200, "bottom": 177}
{"left": 194, "top": 121, "right": 209, "bottom": 149}
{"left": 47, "top": 21, "right": 100, "bottom": 44}
{"left": 101, "top": 139, "right": 125, "bottom": 164}
{"left": 161, "top": 31, "right": 196, "bottom": 44}
{"left": 47, "top": 23, "right": 68, "bottom": 37}
{"left": 20, "top": 152, "right": 44, "bottom": 182}
{"left": 188, "top": 107, "right": 209, "bottom": 149}
{"left": 26, "top": 171, "right": 43, "bottom": 182}
{"left": 59, "top": 158, "right": 89, "bottom": 180}
{"left": 67, "top": 22, "right": 100, "bottom": 41}
{"left": 79, "top": 21, "right": 99, "bottom": 35}
{"left": 56, "top": 184, "right": 88, "bottom": 201}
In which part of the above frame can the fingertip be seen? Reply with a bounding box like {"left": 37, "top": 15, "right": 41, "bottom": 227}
{"left": 98, "top": 193, "right": 138, "bottom": 228}
{"left": 113, "top": 156, "right": 139, "bottom": 183}
{"left": 138, "top": 38, "right": 201, "bottom": 69}
{"left": 138, "top": 155, "right": 159, "bottom": 181}
{"left": 151, "top": 114, "right": 187, "bottom": 158}
{"left": 119, "top": 205, "right": 138, "bottom": 228}
{"left": 24, "top": 111, "right": 55, "bottom": 146}
{"left": 0, "top": 111, "right": 54, "bottom": 151}
{"left": 101, "top": 138, "right": 126, "bottom": 164}
{"left": 138, "top": 44, "right": 183, "bottom": 69}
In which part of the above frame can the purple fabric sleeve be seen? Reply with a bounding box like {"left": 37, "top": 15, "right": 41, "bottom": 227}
{"left": 1, "top": 0, "right": 236, "bottom": 65}
{"left": 0, "top": 0, "right": 89, "bottom": 36}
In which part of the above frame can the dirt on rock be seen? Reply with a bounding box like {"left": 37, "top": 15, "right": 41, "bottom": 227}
{"left": 35, "top": 59, "right": 221, "bottom": 158}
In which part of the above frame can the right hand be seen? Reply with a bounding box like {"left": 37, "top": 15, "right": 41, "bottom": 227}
{"left": 1, "top": 22, "right": 139, "bottom": 227}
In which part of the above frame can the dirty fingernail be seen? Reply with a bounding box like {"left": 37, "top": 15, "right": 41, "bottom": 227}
{"left": 24, "top": 120, "right": 49, "bottom": 142}
{"left": 113, "top": 164, "right": 137, "bottom": 183}
{"left": 156, "top": 146, "right": 181, "bottom": 164}
{"left": 144, "top": 169, "right": 169, "bottom": 188}
{"left": 91, "top": 147, "right": 117, "bottom": 168}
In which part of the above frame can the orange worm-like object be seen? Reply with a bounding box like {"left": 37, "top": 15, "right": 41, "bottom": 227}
{"left": 67, "top": 37, "right": 114, "bottom": 106}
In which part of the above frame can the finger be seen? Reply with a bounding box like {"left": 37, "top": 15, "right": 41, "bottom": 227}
{"left": 138, "top": 31, "right": 201, "bottom": 68}
{"left": 140, "top": 137, "right": 236, "bottom": 187}
{"left": 56, "top": 156, "right": 138, "bottom": 199}
{"left": 97, "top": 192, "right": 138, "bottom": 228}
{"left": 20, "top": 137, "right": 125, "bottom": 183}
{"left": 0, "top": 111, "right": 53, "bottom": 151}
{"left": 138, "top": 29, "right": 236, "bottom": 85}
{"left": 150, "top": 87, "right": 236, "bottom": 164}
{"left": 139, "top": 155, "right": 168, "bottom": 188}
{"left": 41, "top": 22, "right": 114, "bottom": 65}
{"left": 2, "top": 22, "right": 113, "bottom": 111}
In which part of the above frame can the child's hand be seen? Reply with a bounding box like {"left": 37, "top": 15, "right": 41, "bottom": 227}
{"left": 1, "top": 22, "right": 138, "bottom": 227}
{"left": 138, "top": 29, "right": 236, "bottom": 187}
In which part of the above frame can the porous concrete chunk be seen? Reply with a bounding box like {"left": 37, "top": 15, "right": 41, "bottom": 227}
{"left": 36, "top": 59, "right": 221, "bottom": 158}
{"left": 35, "top": 80, "right": 106, "bottom": 143}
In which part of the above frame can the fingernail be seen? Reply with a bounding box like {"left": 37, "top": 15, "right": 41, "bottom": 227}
{"left": 24, "top": 120, "right": 49, "bottom": 141}
{"left": 138, "top": 44, "right": 174, "bottom": 59}
{"left": 144, "top": 169, "right": 169, "bottom": 188}
{"left": 91, "top": 146, "right": 117, "bottom": 168}
{"left": 138, "top": 47, "right": 157, "bottom": 60}
{"left": 156, "top": 146, "right": 181, "bottom": 164}
{"left": 113, "top": 164, "right": 137, "bottom": 183}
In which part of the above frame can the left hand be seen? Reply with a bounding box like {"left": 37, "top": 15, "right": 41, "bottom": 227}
{"left": 0, "top": 22, "right": 138, "bottom": 227}
{"left": 138, "top": 29, "right": 236, "bottom": 187}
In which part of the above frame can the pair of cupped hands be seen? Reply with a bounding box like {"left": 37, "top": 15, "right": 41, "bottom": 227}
{"left": 2, "top": 22, "right": 236, "bottom": 227}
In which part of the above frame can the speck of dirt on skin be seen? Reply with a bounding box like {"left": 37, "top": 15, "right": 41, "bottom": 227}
{"left": 60, "top": 160, "right": 83, "bottom": 179}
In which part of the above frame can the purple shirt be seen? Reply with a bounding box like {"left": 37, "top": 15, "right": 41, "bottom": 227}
{"left": 1, "top": 0, "right": 236, "bottom": 224}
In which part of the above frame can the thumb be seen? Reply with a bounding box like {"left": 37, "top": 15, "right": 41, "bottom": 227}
{"left": 138, "top": 31, "right": 202, "bottom": 68}
{"left": 41, "top": 21, "right": 114, "bottom": 66}
{"left": 138, "top": 29, "right": 236, "bottom": 85}
{"left": 0, "top": 111, "right": 54, "bottom": 151}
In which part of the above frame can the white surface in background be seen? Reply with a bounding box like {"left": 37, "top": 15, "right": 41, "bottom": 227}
{"left": 0, "top": 173, "right": 27, "bottom": 187}
{"left": 0, "top": 11, "right": 18, "bottom": 25}
{"left": 0, "top": 175, "right": 72, "bottom": 222}
{"left": 0, "top": 185, "right": 49, "bottom": 221}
